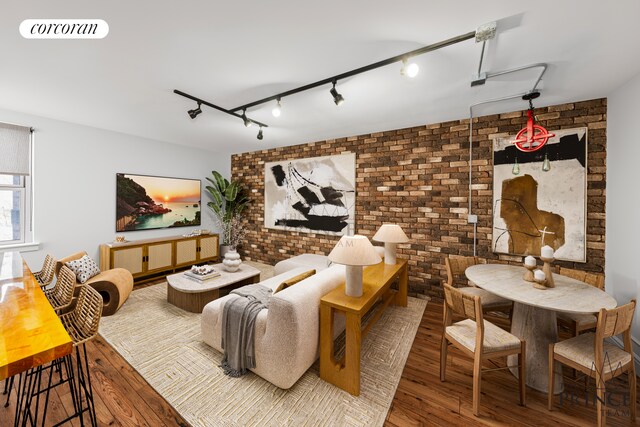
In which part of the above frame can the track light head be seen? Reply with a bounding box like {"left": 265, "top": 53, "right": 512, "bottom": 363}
{"left": 241, "top": 109, "right": 252, "bottom": 127}
{"left": 188, "top": 102, "right": 202, "bottom": 119}
{"left": 257, "top": 126, "right": 263, "bottom": 140}
{"left": 272, "top": 98, "right": 282, "bottom": 117}
{"left": 330, "top": 81, "right": 344, "bottom": 106}
{"left": 400, "top": 59, "right": 419, "bottom": 78}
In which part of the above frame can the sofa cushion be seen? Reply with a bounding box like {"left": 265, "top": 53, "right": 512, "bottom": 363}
{"left": 274, "top": 254, "right": 330, "bottom": 275}
{"left": 275, "top": 269, "right": 316, "bottom": 293}
{"left": 65, "top": 254, "right": 101, "bottom": 284}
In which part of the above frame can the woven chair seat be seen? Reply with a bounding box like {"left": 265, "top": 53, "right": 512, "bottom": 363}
{"left": 557, "top": 311, "right": 597, "bottom": 327}
{"left": 459, "top": 287, "right": 511, "bottom": 308}
{"left": 554, "top": 332, "right": 632, "bottom": 375}
{"left": 446, "top": 319, "right": 521, "bottom": 354}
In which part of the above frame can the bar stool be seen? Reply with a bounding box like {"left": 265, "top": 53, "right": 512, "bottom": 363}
{"left": 16, "top": 285, "right": 103, "bottom": 426}
{"left": 32, "top": 254, "right": 57, "bottom": 288}
{"left": 3, "top": 265, "right": 77, "bottom": 409}
{"left": 43, "top": 265, "right": 78, "bottom": 312}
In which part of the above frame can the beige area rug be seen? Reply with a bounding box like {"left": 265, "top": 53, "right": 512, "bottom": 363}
{"left": 99, "top": 262, "right": 427, "bottom": 427}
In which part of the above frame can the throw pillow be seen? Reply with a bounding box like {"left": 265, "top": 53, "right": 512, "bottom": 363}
{"left": 274, "top": 269, "right": 316, "bottom": 293}
{"left": 65, "top": 255, "right": 101, "bottom": 284}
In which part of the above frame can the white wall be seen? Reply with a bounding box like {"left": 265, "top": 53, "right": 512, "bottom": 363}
{"left": 0, "top": 108, "right": 230, "bottom": 267}
{"left": 606, "top": 71, "right": 640, "bottom": 357}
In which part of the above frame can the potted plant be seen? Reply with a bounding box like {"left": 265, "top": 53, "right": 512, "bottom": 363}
{"left": 205, "top": 171, "right": 249, "bottom": 258}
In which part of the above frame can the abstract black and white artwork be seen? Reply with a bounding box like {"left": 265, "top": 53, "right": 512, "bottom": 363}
{"left": 264, "top": 153, "right": 356, "bottom": 235}
{"left": 492, "top": 127, "right": 587, "bottom": 262}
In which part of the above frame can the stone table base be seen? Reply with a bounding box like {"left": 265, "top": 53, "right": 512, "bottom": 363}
{"left": 507, "top": 302, "right": 564, "bottom": 394}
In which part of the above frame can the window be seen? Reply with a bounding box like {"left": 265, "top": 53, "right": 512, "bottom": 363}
{"left": 0, "top": 123, "right": 33, "bottom": 247}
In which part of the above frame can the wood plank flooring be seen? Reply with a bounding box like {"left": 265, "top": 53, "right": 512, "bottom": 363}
{"left": 2, "top": 285, "right": 637, "bottom": 426}
{"left": 385, "top": 302, "right": 639, "bottom": 427}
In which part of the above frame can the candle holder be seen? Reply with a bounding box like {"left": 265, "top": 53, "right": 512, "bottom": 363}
{"left": 523, "top": 263, "right": 536, "bottom": 282}
{"left": 540, "top": 256, "right": 555, "bottom": 288}
{"left": 533, "top": 276, "right": 548, "bottom": 290}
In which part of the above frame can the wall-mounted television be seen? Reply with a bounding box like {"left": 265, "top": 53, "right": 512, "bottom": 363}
{"left": 116, "top": 173, "right": 201, "bottom": 232}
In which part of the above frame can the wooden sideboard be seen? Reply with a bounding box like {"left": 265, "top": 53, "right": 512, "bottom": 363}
{"left": 99, "top": 234, "right": 219, "bottom": 282}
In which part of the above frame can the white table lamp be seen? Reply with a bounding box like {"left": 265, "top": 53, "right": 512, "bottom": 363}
{"left": 328, "top": 235, "right": 382, "bottom": 297}
{"left": 372, "top": 224, "right": 409, "bottom": 265}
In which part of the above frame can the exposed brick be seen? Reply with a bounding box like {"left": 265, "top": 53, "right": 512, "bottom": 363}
{"left": 231, "top": 98, "right": 607, "bottom": 300}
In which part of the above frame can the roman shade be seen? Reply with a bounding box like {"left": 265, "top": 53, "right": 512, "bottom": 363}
{"left": 0, "top": 123, "right": 31, "bottom": 175}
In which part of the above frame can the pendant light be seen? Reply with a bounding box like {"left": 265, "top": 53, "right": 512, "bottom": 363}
{"left": 542, "top": 153, "right": 551, "bottom": 171}
{"left": 512, "top": 158, "right": 520, "bottom": 175}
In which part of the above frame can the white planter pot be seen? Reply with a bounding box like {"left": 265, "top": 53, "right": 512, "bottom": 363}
{"left": 223, "top": 250, "right": 242, "bottom": 272}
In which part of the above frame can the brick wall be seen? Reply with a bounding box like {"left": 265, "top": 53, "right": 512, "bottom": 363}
{"left": 231, "top": 98, "right": 607, "bottom": 299}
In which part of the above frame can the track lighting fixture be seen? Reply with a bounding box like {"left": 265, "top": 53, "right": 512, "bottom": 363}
{"left": 330, "top": 81, "right": 344, "bottom": 106}
{"left": 242, "top": 109, "right": 252, "bottom": 127}
{"left": 257, "top": 126, "right": 264, "bottom": 140}
{"left": 187, "top": 102, "right": 202, "bottom": 119}
{"left": 272, "top": 98, "right": 282, "bottom": 117}
{"left": 175, "top": 30, "right": 480, "bottom": 139}
{"left": 400, "top": 59, "right": 419, "bottom": 78}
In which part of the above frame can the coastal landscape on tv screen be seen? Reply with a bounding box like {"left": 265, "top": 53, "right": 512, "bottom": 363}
{"left": 116, "top": 173, "right": 201, "bottom": 232}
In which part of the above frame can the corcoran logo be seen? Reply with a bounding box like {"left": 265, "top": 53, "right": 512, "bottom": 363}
{"left": 19, "top": 19, "right": 109, "bottom": 39}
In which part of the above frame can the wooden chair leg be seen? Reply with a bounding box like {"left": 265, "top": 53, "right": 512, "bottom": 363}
{"left": 630, "top": 364, "right": 636, "bottom": 422}
{"left": 518, "top": 341, "right": 526, "bottom": 406}
{"left": 547, "top": 344, "right": 555, "bottom": 411}
{"left": 596, "top": 377, "right": 606, "bottom": 427}
{"left": 439, "top": 336, "right": 448, "bottom": 382}
{"left": 472, "top": 354, "right": 482, "bottom": 417}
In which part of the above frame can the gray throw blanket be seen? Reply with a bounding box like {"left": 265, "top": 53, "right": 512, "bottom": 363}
{"left": 220, "top": 284, "right": 272, "bottom": 377}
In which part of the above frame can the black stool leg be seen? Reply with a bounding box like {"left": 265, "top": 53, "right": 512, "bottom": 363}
{"left": 80, "top": 344, "right": 97, "bottom": 427}
{"left": 4, "top": 375, "right": 14, "bottom": 407}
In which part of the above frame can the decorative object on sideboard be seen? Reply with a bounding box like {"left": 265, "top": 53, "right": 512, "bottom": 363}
{"left": 205, "top": 170, "right": 249, "bottom": 254}
{"left": 328, "top": 235, "right": 381, "bottom": 297}
{"left": 523, "top": 255, "right": 536, "bottom": 282}
{"left": 264, "top": 153, "right": 356, "bottom": 236}
{"left": 372, "top": 224, "right": 410, "bottom": 265}
{"left": 540, "top": 245, "right": 555, "bottom": 288}
{"left": 222, "top": 250, "right": 242, "bottom": 272}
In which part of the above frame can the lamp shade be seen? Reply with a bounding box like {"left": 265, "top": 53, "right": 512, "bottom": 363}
{"left": 0, "top": 123, "right": 31, "bottom": 175}
{"left": 372, "top": 224, "right": 409, "bottom": 243}
{"left": 328, "top": 235, "right": 381, "bottom": 266}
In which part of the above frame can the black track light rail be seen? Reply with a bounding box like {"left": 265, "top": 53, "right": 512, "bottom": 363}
{"left": 228, "top": 31, "right": 476, "bottom": 112}
{"left": 173, "top": 89, "right": 269, "bottom": 128}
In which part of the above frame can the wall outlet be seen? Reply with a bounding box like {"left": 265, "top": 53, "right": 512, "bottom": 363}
{"left": 468, "top": 214, "right": 478, "bottom": 224}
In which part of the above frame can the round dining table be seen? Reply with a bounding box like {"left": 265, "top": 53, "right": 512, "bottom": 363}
{"left": 465, "top": 264, "right": 617, "bottom": 393}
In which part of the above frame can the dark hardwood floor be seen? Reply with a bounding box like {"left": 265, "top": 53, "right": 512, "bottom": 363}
{"left": 2, "top": 285, "right": 637, "bottom": 426}
{"left": 386, "top": 302, "right": 639, "bottom": 426}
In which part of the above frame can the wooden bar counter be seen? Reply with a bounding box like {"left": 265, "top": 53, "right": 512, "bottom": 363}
{"left": 0, "top": 251, "right": 72, "bottom": 381}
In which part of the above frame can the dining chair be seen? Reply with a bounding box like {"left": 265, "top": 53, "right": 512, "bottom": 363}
{"left": 440, "top": 283, "right": 526, "bottom": 416}
{"left": 444, "top": 255, "right": 513, "bottom": 323}
{"left": 548, "top": 299, "right": 636, "bottom": 426}
{"left": 43, "top": 265, "right": 78, "bottom": 312}
{"left": 557, "top": 268, "right": 605, "bottom": 337}
{"left": 32, "top": 254, "right": 57, "bottom": 288}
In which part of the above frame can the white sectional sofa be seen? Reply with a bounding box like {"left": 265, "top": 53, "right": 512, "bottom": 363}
{"left": 201, "top": 264, "right": 347, "bottom": 389}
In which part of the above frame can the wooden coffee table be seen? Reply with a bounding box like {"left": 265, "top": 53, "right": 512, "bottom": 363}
{"left": 166, "top": 263, "right": 261, "bottom": 313}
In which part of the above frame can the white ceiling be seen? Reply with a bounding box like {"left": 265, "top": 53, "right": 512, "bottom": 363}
{"left": 1, "top": 1, "right": 639, "bottom": 155}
